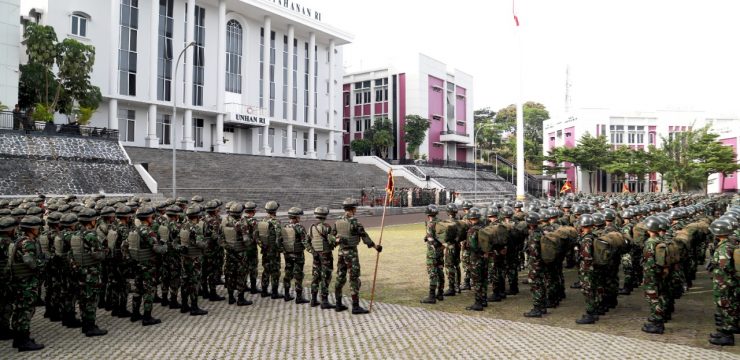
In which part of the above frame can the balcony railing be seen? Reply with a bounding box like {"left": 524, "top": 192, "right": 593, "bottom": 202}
{"left": 439, "top": 130, "right": 468, "bottom": 137}
{"left": 0, "top": 111, "right": 119, "bottom": 140}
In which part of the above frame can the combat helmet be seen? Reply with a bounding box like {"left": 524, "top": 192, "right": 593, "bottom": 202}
{"left": 314, "top": 206, "right": 330, "bottom": 219}
{"left": 341, "top": 198, "right": 358, "bottom": 210}
{"left": 467, "top": 207, "right": 481, "bottom": 219}
{"left": 425, "top": 204, "right": 439, "bottom": 216}
{"left": 288, "top": 207, "right": 304, "bottom": 218}
{"left": 244, "top": 201, "right": 257, "bottom": 212}
{"left": 710, "top": 219, "right": 733, "bottom": 236}
{"left": 228, "top": 203, "right": 244, "bottom": 215}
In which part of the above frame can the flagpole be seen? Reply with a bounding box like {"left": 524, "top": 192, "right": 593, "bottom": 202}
{"left": 368, "top": 190, "right": 388, "bottom": 312}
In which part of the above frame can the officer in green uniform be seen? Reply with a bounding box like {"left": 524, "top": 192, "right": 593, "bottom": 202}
{"left": 241, "top": 202, "right": 260, "bottom": 294}
{"left": 41, "top": 212, "right": 63, "bottom": 321}
{"left": 222, "top": 203, "right": 253, "bottom": 306}
{"left": 162, "top": 205, "right": 184, "bottom": 309}
{"left": 0, "top": 217, "right": 17, "bottom": 340}
{"left": 642, "top": 216, "right": 668, "bottom": 334}
{"left": 75, "top": 208, "right": 108, "bottom": 337}
{"left": 523, "top": 212, "right": 547, "bottom": 318}
{"left": 129, "top": 206, "right": 163, "bottom": 326}
{"left": 465, "top": 208, "right": 486, "bottom": 311}
{"left": 575, "top": 214, "right": 599, "bottom": 324}
{"left": 460, "top": 201, "right": 474, "bottom": 291}
{"left": 110, "top": 206, "right": 133, "bottom": 318}
{"left": 281, "top": 207, "right": 310, "bottom": 304}
{"left": 257, "top": 201, "right": 283, "bottom": 299}
{"left": 443, "top": 204, "right": 462, "bottom": 296}
{"left": 96, "top": 206, "right": 116, "bottom": 310}
{"left": 707, "top": 219, "right": 737, "bottom": 346}
{"left": 60, "top": 213, "right": 83, "bottom": 329}
{"left": 333, "top": 198, "right": 382, "bottom": 314}
{"left": 202, "top": 201, "right": 225, "bottom": 301}
{"left": 306, "top": 206, "right": 336, "bottom": 309}
{"left": 180, "top": 205, "right": 209, "bottom": 316}
{"left": 9, "top": 216, "right": 46, "bottom": 352}
{"left": 421, "top": 205, "right": 445, "bottom": 304}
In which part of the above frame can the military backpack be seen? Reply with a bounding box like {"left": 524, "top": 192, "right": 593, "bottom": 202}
{"left": 435, "top": 220, "right": 460, "bottom": 244}
{"left": 281, "top": 226, "right": 297, "bottom": 252}
{"left": 655, "top": 240, "right": 681, "bottom": 267}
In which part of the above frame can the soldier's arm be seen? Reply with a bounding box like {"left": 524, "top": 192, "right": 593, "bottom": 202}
{"left": 356, "top": 222, "right": 375, "bottom": 248}
{"left": 302, "top": 225, "right": 315, "bottom": 254}
{"left": 21, "top": 239, "right": 41, "bottom": 269}
{"left": 274, "top": 221, "right": 284, "bottom": 252}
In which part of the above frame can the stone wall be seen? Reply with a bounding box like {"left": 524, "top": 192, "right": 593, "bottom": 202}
{"left": 0, "top": 132, "right": 149, "bottom": 195}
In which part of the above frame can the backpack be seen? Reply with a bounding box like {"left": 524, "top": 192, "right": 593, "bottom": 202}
{"left": 734, "top": 246, "right": 740, "bottom": 272}
{"left": 436, "top": 220, "right": 459, "bottom": 244}
{"left": 632, "top": 223, "right": 648, "bottom": 247}
{"left": 479, "top": 224, "right": 509, "bottom": 248}
{"left": 281, "top": 226, "right": 297, "bottom": 252}
{"left": 592, "top": 233, "right": 624, "bottom": 266}
{"left": 655, "top": 240, "right": 681, "bottom": 267}
{"left": 541, "top": 232, "right": 562, "bottom": 264}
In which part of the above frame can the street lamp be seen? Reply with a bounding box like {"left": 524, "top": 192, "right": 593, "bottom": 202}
{"left": 171, "top": 42, "right": 196, "bottom": 199}
{"left": 474, "top": 122, "right": 496, "bottom": 203}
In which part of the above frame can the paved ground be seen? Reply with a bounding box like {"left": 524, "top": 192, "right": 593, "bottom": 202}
{"left": 4, "top": 289, "right": 738, "bottom": 360}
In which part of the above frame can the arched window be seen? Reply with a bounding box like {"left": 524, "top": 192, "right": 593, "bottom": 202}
{"left": 225, "top": 19, "right": 243, "bottom": 93}
{"left": 71, "top": 11, "right": 91, "bottom": 37}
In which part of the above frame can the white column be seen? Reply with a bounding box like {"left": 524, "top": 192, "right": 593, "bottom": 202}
{"left": 308, "top": 127, "right": 316, "bottom": 159}
{"left": 388, "top": 73, "right": 395, "bottom": 158}
{"left": 287, "top": 124, "right": 295, "bottom": 157}
{"left": 108, "top": 99, "right": 118, "bottom": 130}
{"left": 261, "top": 16, "right": 272, "bottom": 155}
{"left": 182, "top": 0, "right": 195, "bottom": 150}
{"left": 214, "top": 0, "right": 226, "bottom": 152}
{"left": 308, "top": 32, "right": 316, "bottom": 125}
{"left": 149, "top": 0, "right": 158, "bottom": 101}
{"left": 146, "top": 104, "right": 159, "bottom": 147}
{"left": 327, "top": 40, "right": 337, "bottom": 160}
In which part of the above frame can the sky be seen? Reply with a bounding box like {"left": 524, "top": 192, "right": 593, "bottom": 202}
{"left": 319, "top": 0, "right": 740, "bottom": 119}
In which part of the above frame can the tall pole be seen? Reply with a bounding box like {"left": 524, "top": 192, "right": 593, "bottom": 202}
{"left": 474, "top": 123, "right": 495, "bottom": 203}
{"left": 369, "top": 191, "right": 389, "bottom": 312}
{"left": 172, "top": 42, "right": 196, "bottom": 199}
{"left": 514, "top": 0, "right": 525, "bottom": 201}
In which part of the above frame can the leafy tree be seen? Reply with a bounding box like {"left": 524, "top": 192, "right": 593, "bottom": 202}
{"left": 644, "top": 145, "right": 672, "bottom": 192}
{"left": 560, "top": 133, "right": 611, "bottom": 193}
{"left": 363, "top": 118, "right": 393, "bottom": 158}
{"left": 485, "top": 102, "right": 550, "bottom": 171}
{"left": 404, "top": 114, "right": 430, "bottom": 158}
{"left": 350, "top": 138, "right": 371, "bottom": 156}
{"left": 689, "top": 127, "right": 740, "bottom": 193}
{"left": 21, "top": 23, "right": 101, "bottom": 121}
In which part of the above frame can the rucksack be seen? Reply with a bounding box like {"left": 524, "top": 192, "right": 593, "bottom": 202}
{"left": 655, "top": 240, "right": 681, "bottom": 267}
{"left": 541, "top": 232, "right": 562, "bottom": 264}
{"left": 593, "top": 232, "right": 625, "bottom": 266}
{"left": 479, "top": 224, "right": 509, "bottom": 248}
{"left": 632, "top": 223, "right": 648, "bottom": 247}
{"left": 436, "top": 220, "right": 459, "bottom": 244}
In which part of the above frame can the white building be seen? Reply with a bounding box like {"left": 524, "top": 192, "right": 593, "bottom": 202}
{"left": 0, "top": 0, "right": 20, "bottom": 109}
{"left": 342, "top": 54, "right": 474, "bottom": 163}
{"left": 21, "top": 0, "right": 351, "bottom": 160}
{"left": 542, "top": 108, "right": 740, "bottom": 194}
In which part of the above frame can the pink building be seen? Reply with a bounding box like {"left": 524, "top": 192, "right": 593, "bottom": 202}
{"left": 543, "top": 108, "right": 740, "bottom": 194}
{"left": 342, "top": 54, "right": 474, "bottom": 163}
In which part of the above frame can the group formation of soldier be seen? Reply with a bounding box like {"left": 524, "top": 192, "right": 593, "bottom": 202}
{"left": 422, "top": 194, "right": 738, "bottom": 346}
{"left": 0, "top": 195, "right": 382, "bottom": 352}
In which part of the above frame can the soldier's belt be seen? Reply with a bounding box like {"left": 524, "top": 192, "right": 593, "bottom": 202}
{"left": 10, "top": 263, "right": 36, "bottom": 279}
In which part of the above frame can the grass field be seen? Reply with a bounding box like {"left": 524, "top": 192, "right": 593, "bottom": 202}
{"left": 320, "top": 222, "right": 738, "bottom": 354}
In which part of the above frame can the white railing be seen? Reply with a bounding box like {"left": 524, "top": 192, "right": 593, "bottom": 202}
{"left": 353, "top": 156, "right": 445, "bottom": 189}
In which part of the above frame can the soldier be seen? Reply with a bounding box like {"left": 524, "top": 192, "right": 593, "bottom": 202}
{"left": 619, "top": 210, "right": 640, "bottom": 295}
{"left": 9, "top": 216, "right": 46, "bottom": 351}
{"left": 501, "top": 206, "right": 524, "bottom": 295}
{"left": 161, "top": 206, "right": 184, "bottom": 309}
{"left": 201, "top": 201, "right": 225, "bottom": 301}
{"left": 41, "top": 212, "right": 63, "bottom": 322}
{"left": 575, "top": 214, "right": 600, "bottom": 324}
{"left": 707, "top": 219, "right": 737, "bottom": 346}
{"left": 543, "top": 209, "right": 565, "bottom": 307}
{"left": 152, "top": 202, "right": 169, "bottom": 305}
{"left": 241, "top": 202, "right": 260, "bottom": 294}
{"left": 642, "top": 216, "right": 669, "bottom": 334}
{"left": 222, "top": 204, "right": 253, "bottom": 306}
{"left": 180, "top": 206, "right": 208, "bottom": 316}
{"left": 443, "top": 204, "right": 462, "bottom": 296}
{"left": 460, "top": 201, "right": 474, "bottom": 291}
{"left": 0, "top": 217, "right": 16, "bottom": 341}
{"left": 281, "top": 207, "right": 310, "bottom": 304}
{"left": 110, "top": 206, "right": 133, "bottom": 318}
{"left": 257, "top": 201, "right": 283, "bottom": 299}
{"left": 60, "top": 213, "right": 83, "bottom": 329}
{"left": 75, "top": 208, "right": 108, "bottom": 337}
{"left": 333, "top": 198, "right": 382, "bottom": 314}
{"left": 421, "top": 205, "right": 445, "bottom": 304}
{"left": 306, "top": 206, "right": 336, "bottom": 308}
{"left": 523, "top": 212, "right": 548, "bottom": 318}
{"left": 465, "top": 208, "right": 486, "bottom": 311}
{"left": 128, "top": 206, "right": 163, "bottom": 326}
{"left": 486, "top": 208, "right": 507, "bottom": 302}
{"left": 96, "top": 206, "right": 116, "bottom": 311}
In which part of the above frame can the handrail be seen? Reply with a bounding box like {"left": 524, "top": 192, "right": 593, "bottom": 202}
{"left": 0, "top": 111, "right": 119, "bottom": 141}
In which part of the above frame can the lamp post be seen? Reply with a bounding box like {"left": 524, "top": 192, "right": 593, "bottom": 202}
{"left": 171, "top": 42, "right": 196, "bottom": 199}
{"left": 474, "top": 122, "right": 496, "bottom": 203}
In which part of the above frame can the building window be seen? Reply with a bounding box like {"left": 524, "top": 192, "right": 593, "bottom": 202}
{"left": 314, "top": 45, "right": 318, "bottom": 124}
{"left": 71, "top": 13, "right": 88, "bottom": 37}
{"left": 326, "top": 139, "right": 330, "bottom": 153}
{"left": 446, "top": 82, "right": 455, "bottom": 122}
{"left": 355, "top": 120, "right": 361, "bottom": 132}
{"left": 304, "top": 42, "right": 309, "bottom": 122}
{"left": 637, "top": 133, "right": 644, "bottom": 144}
{"left": 192, "top": 118, "right": 203, "bottom": 148}
{"left": 119, "top": 0, "right": 138, "bottom": 96}
{"left": 649, "top": 133, "right": 655, "bottom": 144}
{"left": 192, "top": 5, "right": 205, "bottom": 106}
{"left": 292, "top": 39, "right": 298, "bottom": 121}
{"left": 565, "top": 132, "right": 571, "bottom": 138}
{"left": 303, "top": 132, "right": 308, "bottom": 155}
{"left": 259, "top": 28, "right": 264, "bottom": 108}
{"left": 225, "top": 19, "right": 242, "bottom": 93}
{"left": 364, "top": 117, "right": 371, "bottom": 131}
{"left": 374, "top": 78, "right": 388, "bottom": 102}
{"left": 157, "top": 0, "right": 173, "bottom": 101}
{"left": 118, "top": 109, "right": 135, "bottom": 142}
{"left": 156, "top": 114, "right": 171, "bottom": 145}
{"left": 269, "top": 31, "right": 276, "bottom": 117}
{"left": 314, "top": 133, "right": 318, "bottom": 152}
{"left": 343, "top": 93, "right": 350, "bottom": 107}
{"left": 282, "top": 36, "right": 288, "bottom": 119}
{"left": 293, "top": 131, "right": 297, "bottom": 153}
{"left": 258, "top": 127, "right": 263, "bottom": 147}
{"left": 282, "top": 129, "right": 288, "bottom": 153}
{"left": 268, "top": 128, "right": 275, "bottom": 150}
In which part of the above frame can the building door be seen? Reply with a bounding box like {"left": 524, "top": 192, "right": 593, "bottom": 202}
{"left": 223, "top": 129, "right": 234, "bottom": 153}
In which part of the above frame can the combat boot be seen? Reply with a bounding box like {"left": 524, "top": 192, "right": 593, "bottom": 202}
{"left": 310, "top": 292, "right": 320, "bottom": 307}
{"left": 15, "top": 331, "right": 44, "bottom": 352}
{"left": 237, "top": 292, "right": 253, "bottom": 306}
{"left": 436, "top": 286, "right": 445, "bottom": 301}
{"left": 488, "top": 292, "right": 503, "bottom": 302}
{"left": 130, "top": 308, "right": 142, "bottom": 322}
{"left": 49, "top": 306, "right": 62, "bottom": 322}
{"left": 169, "top": 292, "right": 181, "bottom": 309}
{"left": 104, "top": 294, "right": 114, "bottom": 311}
{"left": 421, "top": 286, "right": 436, "bottom": 304}
{"left": 116, "top": 299, "right": 132, "bottom": 318}
{"left": 460, "top": 279, "right": 471, "bottom": 291}
{"left": 465, "top": 301, "right": 484, "bottom": 311}
{"left": 334, "top": 293, "right": 348, "bottom": 312}
{"left": 250, "top": 278, "right": 259, "bottom": 294}
{"left": 523, "top": 308, "right": 543, "bottom": 318}
{"left": 709, "top": 333, "right": 735, "bottom": 346}
{"left": 199, "top": 288, "right": 208, "bottom": 299}
{"left": 443, "top": 287, "right": 456, "bottom": 297}
{"left": 228, "top": 290, "right": 236, "bottom": 305}
{"left": 284, "top": 286, "right": 295, "bottom": 302}
{"left": 295, "top": 289, "right": 310, "bottom": 304}
{"left": 142, "top": 310, "right": 162, "bottom": 326}
{"left": 320, "top": 295, "right": 336, "bottom": 309}
{"left": 570, "top": 281, "right": 582, "bottom": 289}
{"left": 261, "top": 284, "right": 270, "bottom": 298}
{"left": 618, "top": 287, "right": 631, "bottom": 295}
{"left": 180, "top": 295, "right": 191, "bottom": 314}
{"left": 351, "top": 295, "right": 369, "bottom": 315}
{"left": 189, "top": 297, "right": 208, "bottom": 316}
{"left": 209, "top": 289, "right": 225, "bottom": 302}
{"left": 641, "top": 321, "right": 665, "bottom": 334}
{"left": 270, "top": 284, "right": 282, "bottom": 300}
{"left": 62, "top": 312, "right": 83, "bottom": 328}
{"left": 82, "top": 322, "right": 108, "bottom": 337}
{"left": 576, "top": 313, "right": 596, "bottom": 324}
{"left": 506, "top": 285, "right": 519, "bottom": 296}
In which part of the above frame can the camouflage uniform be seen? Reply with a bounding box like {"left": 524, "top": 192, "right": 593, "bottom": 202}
{"left": 468, "top": 222, "right": 487, "bottom": 309}
{"left": 75, "top": 228, "right": 106, "bottom": 328}
{"left": 40, "top": 223, "right": 63, "bottom": 320}
{"left": 181, "top": 217, "right": 208, "bottom": 315}
{"left": 442, "top": 214, "right": 461, "bottom": 295}
{"left": 0, "top": 223, "right": 15, "bottom": 339}
{"left": 460, "top": 215, "right": 472, "bottom": 290}
{"left": 307, "top": 218, "right": 335, "bottom": 306}
{"left": 281, "top": 221, "right": 307, "bottom": 302}
{"left": 202, "top": 212, "right": 224, "bottom": 300}
{"left": 223, "top": 215, "right": 247, "bottom": 300}
{"left": 240, "top": 214, "right": 259, "bottom": 293}
{"left": 10, "top": 231, "right": 44, "bottom": 341}
{"left": 487, "top": 222, "right": 507, "bottom": 302}
{"left": 110, "top": 217, "right": 133, "bottom": 317}
{"left": 423, "top": 217, "right": 445, "bottom": 302}
{"left": 333, "top": 212, "right": 377, "bottom": 312}
{"left": 161, "top": 215, "right": 183, "bottom": 307}
{"left": 130, "top": 221, "right": 160, "bottom": 323}
{"left": 503, "top": 217, "right": 525, "bottom": 295}
{"left": 711, "top": 237, "right": 737, "bottom": 333}
{"left": 257, "top": 216, "right": 283, "bottom": 298}
{"left": 579, "top": 232, "right": 598, "bottom": 316}
{"left": 643, "top": 234, "right": 667, "bottom": 326}
{"left": 526, "top": 227, "right": 547, "bottom": 311}
{"left": 621, "top": 220, "right": 642, "bottom": 292}
{"left": 94, "top": 217, "right": 113, "bottom": 309}
{"left": 60, "top": 223, "right": 82, "bottom": 327}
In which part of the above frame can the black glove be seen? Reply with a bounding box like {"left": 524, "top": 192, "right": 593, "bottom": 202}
{"left": 180, "top": 245, "right": 189, "bottom": 255}
{"left": 376, "top": 245, "right": 383, "bottom": 253}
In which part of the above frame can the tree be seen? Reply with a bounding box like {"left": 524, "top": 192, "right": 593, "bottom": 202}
{"left": 350, "top": 138, "right": 372, "bottom": 156}
{"left": 364, "top": 118, "right": 393, "bottom": 159}
{"left": 404, "top": 114, "right": 430, "bottom": 158}
{"left": 21, "top": 23, "right": 101, "bottom": 121}
{"left": 644, "top": 145, "right": 672, "bottom": 192}
{"left": 560, "top": 133, "right": 611, "bottom": 193}
{"left": 487, "top": 102, "right": 550, "bottom": 171}
{"left": 689, "top": 127, "right": 740, "bottom": 193}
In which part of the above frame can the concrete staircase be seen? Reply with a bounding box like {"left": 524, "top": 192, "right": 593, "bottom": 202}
{"left": 125, "top": 147, "right": 414, "bottom": 210}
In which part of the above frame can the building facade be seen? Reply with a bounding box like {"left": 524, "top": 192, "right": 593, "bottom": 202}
{"left": 22, "top": 0, "right": 351, "bottom": 160}
{"left": 542, "top": 108, "right": 740, "bottom": 194}
{"left": 342, "top": 54, "right": 474, "bottom": 163}
{"left": 0, "top": 0, "right": 20, "bottom": 109}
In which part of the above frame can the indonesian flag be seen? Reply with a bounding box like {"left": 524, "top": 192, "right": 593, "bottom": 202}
{"left": 513, "top": 0, "right": 520, "bottom": 26}
{"left": 560, "top": 180, "right": 572, "bottom": 194}
{"left": 386, "top": 169, "right": 395, "bottom": 203}
{"left": 622, "top": 183, "right": 630, "bottom": 193}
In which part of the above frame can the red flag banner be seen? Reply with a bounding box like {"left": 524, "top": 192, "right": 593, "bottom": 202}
{"left": 622, "top": 183, "right": 630, "bottom": 193}
{"left": 513, "top": 0, "right": 520, "bottom": 26}
{"left": 560, "top": 180, "right": 572, "bottom": 194}
{"left": 385, "top": 169, "right": 394, "bottom": 203}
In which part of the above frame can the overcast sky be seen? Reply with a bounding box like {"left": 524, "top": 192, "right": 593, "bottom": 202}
{"left": 322, "top": 0, "right": 740, "bottom": 118}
